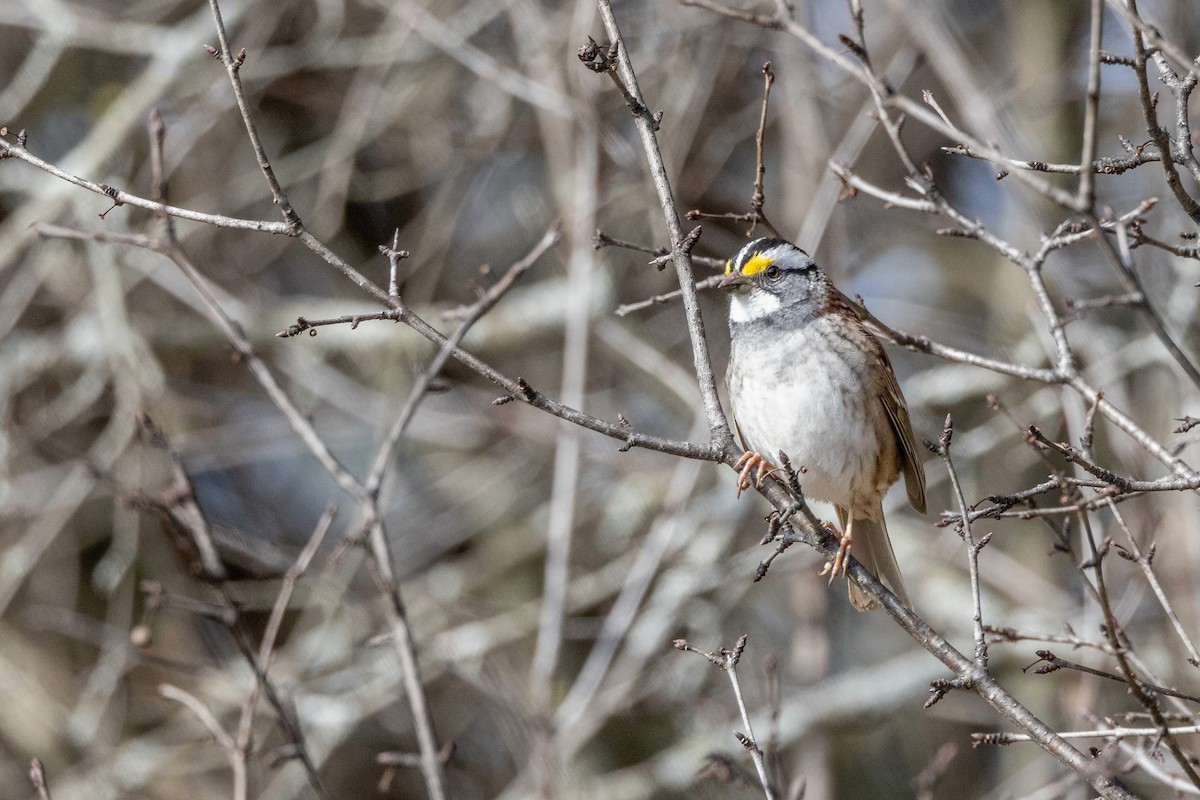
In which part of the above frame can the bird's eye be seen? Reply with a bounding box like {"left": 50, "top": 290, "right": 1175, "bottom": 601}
{"left": 765, "top": 265, "right": 782, "bottom": 281}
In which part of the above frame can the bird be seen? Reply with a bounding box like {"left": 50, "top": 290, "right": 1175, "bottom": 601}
{"left": 720, "top": 237, "right": 926, "bottom": 611}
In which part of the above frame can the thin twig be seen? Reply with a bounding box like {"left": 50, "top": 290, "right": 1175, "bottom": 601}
{"left": 1034, "top": 649, "right": 1200, "bottom": 705}
{"left": 943, "top": 143, "right": 1160, "bottom": 176}
{"left": 750, "top": 63, "right": 777, "bottom": 234}
{"left": 614, "top": 274, "right": 725, "bottom": 316}
{"left": 1125, "top": 0, "right": 1200, "bottom": 221}
{"left": 595, "top": 1, "right": 732, "bottom": 447}
{"left": 934, "top": 415, "right": 988, "bottom": 668}
{"left": 1106, "top": 218, "right": 1200, "bottom": 391}
{"left": 1105, "top": 499, "right": 1200, "bottom": 667}
{"left": 0, "top": 136, "right": 290, "bottom": 233}
{"left": 159, "top": 683, "right": 247, "bottom": 800}
{"left": 384, "top": 229, "right": 407, "bottom": 300}
{"left": 235, "top": 506, "right": 336, "bottom": 778}
{"left": 1076, "top": 507, "right": 1200, "bottom": 790}
{"left": 205, "top": 0, "right": 300, "bottom": 229}
{"left": 977, "top": 723, "right": 1200, "bottom": 745}
{"left": 28, "top": 759, "right": 53, "bottom": 800}
{"left": 675, "top": 636, "right": 777, "bottom": 800}
{"left": 364, "top": 223, "right": 561, "bottom": 496}
{"left": 1076, "top": 0, "right": 1103, "bottom": 211}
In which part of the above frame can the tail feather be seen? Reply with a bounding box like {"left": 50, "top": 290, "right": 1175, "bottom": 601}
{"left": 837, "top": 505, "right": 910, "bottom": 612}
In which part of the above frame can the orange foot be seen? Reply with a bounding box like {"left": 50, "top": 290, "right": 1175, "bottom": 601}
{"left": 817, "top": 516, "right": 855, "bottom": 585}
{"left": 734, "top": 451, "right": 776, "bottom": 496}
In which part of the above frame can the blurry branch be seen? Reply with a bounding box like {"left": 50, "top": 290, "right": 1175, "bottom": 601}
{"left": 1124, "top": 748, "right": 1200, "bottom": 796}
{"left": 162, "top": 239, "right": 371, "bottom": 503}
{"left": 554, "top": 444, "right": 705, "bottom": 733}
{"left": 28, "top": 758, "right": 53, "bottom": 800}
{"left": 3, "top": 65, "right": 723, "bottom": 463}
{"left": 980, "top": 723, "right": 1200, "bottom": 745}
{"left": 687, "top": 62, "right": 782, "bottom": 238}
{"left": 5, "top": 8, "right": 731, "bottom": 796}
{"left": 400, "top": 0, "right": 573, "bottom": 115}
{"left": 913, "top": 743, "right": 958, "bottom": 800}
{"left": 588, "top": 649, "right": 941, "bottom": 799}
{"left": 3, "top": 141, "right": 714, "bottom": 465}
{"left": 377, "top": 743, "right": 456, "bottom": 794}
{"left": 761, "top": 655, "right": 785, "bottom": 796}
{"left": 1077, "top": 506, "right": 1200, "bottom": 791}
{"left": 202, "top": 4, "right": 454, "bottom": 786}
{"left": 129, "top": 21, "right": 450, "bottom": 795}
{"left": 129, "top": 416, "right": 332, "bottom": 800}
{"left": 1105, "top": 499, "right": 1200, "bottom": 667}
{"left": 1076, "top": 0, "right": 1103, "bottom": 211}
{"left": 128, "top": 414, "right": 227, "bottom": 581}
{"left": 238, "top": 506, "right": 337, "bottom": 758}
{"left": 360, "top": 519, "right": 446, "bottom": 800}
{"left": 158, "top": 683, "right": 247, "bottom": 800}
{"left": 614, "top": 274, "right": 725, "bottom": 317}
{"left": 930, "top": 416, "right": 988, "bottom": 668}
{"left": 364, "top": 223, "right": 562, "bottom": 496}
{"left": 675, "top": 636, "right": 777, "bottom": 800}
{"left": 1100, "top": 217, "right": 1200, "bottom": 391}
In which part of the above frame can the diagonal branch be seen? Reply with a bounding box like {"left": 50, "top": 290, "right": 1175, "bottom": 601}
{"left": 595, "top": 1, "right": 732, "bottom": 448}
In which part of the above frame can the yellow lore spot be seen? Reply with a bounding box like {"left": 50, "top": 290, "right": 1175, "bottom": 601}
{"left": 739, "top": 252, "right": 774, "bottom": 277}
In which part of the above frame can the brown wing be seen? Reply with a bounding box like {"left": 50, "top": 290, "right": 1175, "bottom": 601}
{"left": 833, "top": 287, "right": 927, "bottom": 514}
{"left": 875, "top": 345, "right": 927, "bottom": 514}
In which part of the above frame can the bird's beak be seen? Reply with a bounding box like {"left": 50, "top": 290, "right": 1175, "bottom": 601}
{"left": 717, "top": 271, "right": 751, "bottom": 292}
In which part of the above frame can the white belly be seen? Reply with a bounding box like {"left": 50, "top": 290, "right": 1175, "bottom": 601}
{"left": 727, "top": 320, "right": 891, "bottom": 510}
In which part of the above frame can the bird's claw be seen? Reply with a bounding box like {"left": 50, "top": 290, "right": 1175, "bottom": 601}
{"left": 817, "top": 522, "right": 852, "bottom": 585}
{"left": 734, "top": 451, "right": 777, "bottom": 496}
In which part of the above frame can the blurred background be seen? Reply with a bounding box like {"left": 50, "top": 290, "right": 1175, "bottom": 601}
{"left": 3, "top": 0, "right": 1200, "bottom": 798}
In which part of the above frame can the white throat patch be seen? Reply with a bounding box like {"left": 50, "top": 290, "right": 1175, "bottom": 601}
{"left": 729, "top": 290, "right": 782, "bottom": 324}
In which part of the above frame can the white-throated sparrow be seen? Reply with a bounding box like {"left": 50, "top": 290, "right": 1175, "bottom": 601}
{"left": 721, "top": 237, "right": 926, "bottom": 611}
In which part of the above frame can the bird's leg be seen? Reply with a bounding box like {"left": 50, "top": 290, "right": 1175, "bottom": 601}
{"left": 734, "top": 451, "right": 777, "bottom": 496}
{"left": 819, "top": 511, "right": 854, "bottom": 583}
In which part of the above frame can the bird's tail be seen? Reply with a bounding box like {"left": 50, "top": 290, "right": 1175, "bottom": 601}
{"left": 838, "top": 505, "right": 910, "bottom": 612}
